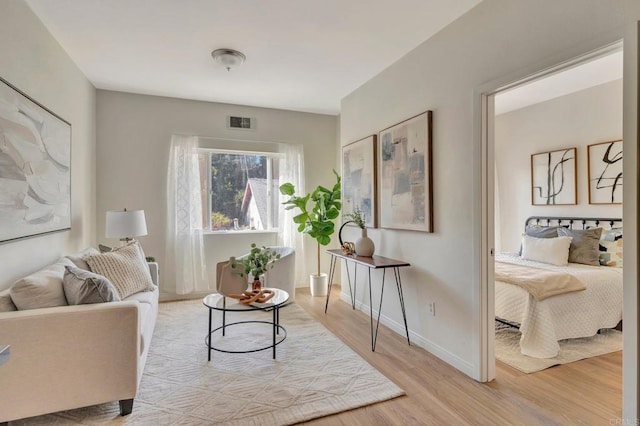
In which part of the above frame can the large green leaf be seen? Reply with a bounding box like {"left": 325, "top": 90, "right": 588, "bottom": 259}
{"left": 325, "top": 207, "right": 339, "bottom": 220}
{"left": 293, "top": 213, "right": 308, "bottom": 224}
{"left": 317, "top": 235, "right": 330, "bottom": 245}
{"left": 279, "top": 183, "right": 295, "bottom": 196}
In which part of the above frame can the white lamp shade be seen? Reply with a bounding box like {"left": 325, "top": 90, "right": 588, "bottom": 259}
{"left": 106, "top": 210, "right": 148, "bottom": 239}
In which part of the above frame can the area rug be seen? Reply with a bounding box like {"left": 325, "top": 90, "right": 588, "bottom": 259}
{"left": 16, "top": 300, "right": 404, "bottom": 425}
{"left": 494, "top": 321, "right": 622, "bottom": 374}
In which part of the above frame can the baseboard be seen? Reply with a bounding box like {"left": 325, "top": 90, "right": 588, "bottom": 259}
{"left": 338, "top": 292, "right": 474, "bottom": 377}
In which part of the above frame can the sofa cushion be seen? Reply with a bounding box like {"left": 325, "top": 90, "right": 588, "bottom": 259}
{"left": 62, "top": 266, "right": 121, "bottom": 305}
{"left": 125, "top": 288, "right": 157, "bottom": 306}
{"left": 84, "top": 241, "right": 155, "bottom": 299}
{"left": 10, "top": 258, "right": 74, "bottom": 310}
{"left": 66, "top": 247, "right": 100, "bottom": 271}
{"left": 0, "top": 288, "right": 16, "bottom": 312}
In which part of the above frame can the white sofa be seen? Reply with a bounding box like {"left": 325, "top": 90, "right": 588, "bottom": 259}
{"left": 0, "top": 260, "right": 159, "bottom": 424}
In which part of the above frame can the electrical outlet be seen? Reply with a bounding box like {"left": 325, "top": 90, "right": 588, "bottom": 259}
{"left": 428, "top": 302, "right": 435, "bottom": 316}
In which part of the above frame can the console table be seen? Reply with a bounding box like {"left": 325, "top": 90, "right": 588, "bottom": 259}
{"left": 325, "top": 249, "right": 411, "bottom": 351}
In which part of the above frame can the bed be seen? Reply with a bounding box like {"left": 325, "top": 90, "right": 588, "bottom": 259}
{"left": 495, "top": 216, "right": 623, "bottom": 358}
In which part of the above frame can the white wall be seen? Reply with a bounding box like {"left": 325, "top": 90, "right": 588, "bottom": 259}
{"left": 340, "top": 2, "right": 639, "bottom": 412}
{"left": 495, "top": 79, "right": 623, "bottom": 252}
{"left": 96, "top": 90, "right": 337, "bottom": 300}
{"left": 0, "top": 1, "right": 96, "bottom": 289}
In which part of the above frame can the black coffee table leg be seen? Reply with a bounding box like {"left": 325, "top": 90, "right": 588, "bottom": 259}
{"left": 208, "top": 308, "right": 212, "bottom": 361}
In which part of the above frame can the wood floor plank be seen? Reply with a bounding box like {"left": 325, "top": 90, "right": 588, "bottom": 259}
{"left": 296, "top": 286, "right": 622, "bottom": 425}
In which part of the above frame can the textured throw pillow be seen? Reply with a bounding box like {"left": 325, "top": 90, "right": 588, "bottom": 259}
{"left": 98, "top": 244, "right": 112, "bottom": 253}
{"left": 63, "top": 266, "right": 121, "bottom": 305}
{"left": 66, "top": 247, "right": 100, "bottom": 271}
{"left": 9, "top": 258, "right": 75, "bottom": 310}
{"left": 521, "top": 234, "right": 572, "bottom": 266}
{"left": 557, "top": 227, "right": 603, "bottom": 266}
{"left": 0, "top": 288, "right": 17, "bottom": 312}
{"left": 84, "top": 241, "right": 155, "bottom": 299}
{"left": 599, "top": 228, "right": 623, "bottom": 267}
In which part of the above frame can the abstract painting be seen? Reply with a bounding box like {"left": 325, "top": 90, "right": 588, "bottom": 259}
{"left": 342, "top": 135, "right": 377, "bottom": 227}
{"left": 0, "top": 77, "right": 71, "bottom": 243}
{"left": 531, "top": 147, "right": 576, "bottom": 205}
{"left": 378, "top": 111, "right": 433, "bottom": 232}
{"left": 588, "top": 140, "right": 622, "bottom": 204}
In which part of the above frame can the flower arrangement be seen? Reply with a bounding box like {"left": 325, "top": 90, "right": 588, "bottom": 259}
{"left": 344, "top": 208, "right": 366, "bottom": 229}
{"left": 232, "top": 243, "right": 280, "bottom": 281}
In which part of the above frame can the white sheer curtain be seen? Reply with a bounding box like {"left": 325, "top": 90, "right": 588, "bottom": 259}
{"left": 278, "top": 143, "right": 306, "bottom": 286}
{"left": 166, "top": 134, "right": 210, "bottom": 294}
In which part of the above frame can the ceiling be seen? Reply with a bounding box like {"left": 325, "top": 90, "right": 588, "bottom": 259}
{"left": 26, "top": 0, "right": 482, "bottom": 115}
{"left": 494, "top": 50, "right": 623, "bottom": 115}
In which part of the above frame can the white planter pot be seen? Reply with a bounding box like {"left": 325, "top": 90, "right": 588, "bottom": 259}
{"left": 310, "top": 273, "right": 328, "bottom": 297}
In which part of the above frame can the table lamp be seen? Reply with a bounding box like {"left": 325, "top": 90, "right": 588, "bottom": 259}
{"left": 106, "top": 208, "right": 148, "bottom": 243}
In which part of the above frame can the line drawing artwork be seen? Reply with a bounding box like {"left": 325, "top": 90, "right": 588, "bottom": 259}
{"left": 588, "top": 140, "right": 622, "bottom": 204}
{"left": 531, "top": 148, "right": 576, "bottom": 205}
{"left": 0, "top": 77, "right": 71, "bottom": 243}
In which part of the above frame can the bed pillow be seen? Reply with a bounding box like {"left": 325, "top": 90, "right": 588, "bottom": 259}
{"left": 84, "top": 241, "right": 155, "bottom": 299}
{"left": 520, "top": 234, "right": 572, "bottom": 266}
{"left": 63, "top": 266, "right": 121, "bottom": 305}
{"left": 599, "top": 228, "right": 623, "bottom": 267}
{"left": 519, "top": 226, "right": 560, "bottom": 255}
{"left": 557, "top": 227, "right": 602, "bottom": 266}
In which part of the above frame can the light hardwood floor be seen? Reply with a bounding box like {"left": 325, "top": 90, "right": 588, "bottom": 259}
{"left": 295, "top": 286, "right": 622, "bottom": 425}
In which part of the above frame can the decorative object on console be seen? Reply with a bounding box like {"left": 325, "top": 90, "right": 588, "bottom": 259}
{"left": 280, "top": 171, "right": 341, "bottom": 297}
{"left": 338, "top": 220, "right": 356, "bottom": 255}
{"left": 587, "top": 140, "right": 622, "bottom": 204}
{"left": 211, "top": 48, "right": 246, "bottom": 71}
{"left": 531, "top": 147, "right": 577, "bottom": 205}
{"left": 345, "top": 208, "right": 375, "bottom": 257}
{"left": 342, "top": 135, "right": 377, "bottom": 228}
{"left": 378, "top": 110, "right": 433, "bottom": 232}
{"left": 232, "top": 243, "right": 280, "bottom": 291}
{"left": 0, "top": 77, "right": 71, "bottom": 243}
{"left": 105, "top": 208, "right": 148, "bottom": 243}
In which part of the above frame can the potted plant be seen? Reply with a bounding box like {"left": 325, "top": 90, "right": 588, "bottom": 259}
{"left": 232, "top": 243, "right": 281, "bottom": 290}
{"left": 344, "top": 208, "right": 375, "bottom": 257}
{"left": 279, "top": 170, "right": 341, "bottom": 296}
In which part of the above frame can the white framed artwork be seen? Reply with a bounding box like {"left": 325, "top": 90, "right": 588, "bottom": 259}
{"left": 531, "top": 147, "right": 577, "bottom": 206}
{"left": 342, "top": 135, "right": 377, "bottom": 228}
{"left": 588, "top": 140, "right": 622, "bottom": 204}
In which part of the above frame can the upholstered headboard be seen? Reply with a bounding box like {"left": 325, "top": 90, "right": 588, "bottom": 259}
{"left": 525, "top": 216, "right": 622, "bottom": 230}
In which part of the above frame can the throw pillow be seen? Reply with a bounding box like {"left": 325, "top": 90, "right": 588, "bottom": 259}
{"left": 66, "top": 247, "right": 100, "bottom": 270}
{"left": 63, "top": 266, "right": 121, "bottom": 305}
{"left": 84, "top": 241, "right": 155, "bottom": 299}
{"left": 599, "top": 228, "right": 623, "bottom": 267}
{"left": 9, "top": 258, "right": 75, "bottom": 310}
{"left": 521, "top": 234, "right": 572, "bottom": 266}
{"left": 0, "top": 288, "right": 17, "bottom": 312}
{"left": 98, "top": 244, "right": 112, "bottom": 253}
{"left": 557, "top": 227, "right": 603, "bottom": 266}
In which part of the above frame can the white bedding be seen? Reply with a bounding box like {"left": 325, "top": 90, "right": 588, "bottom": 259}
{"left": 495, "top": 253, "right": 623, "bottom": 358}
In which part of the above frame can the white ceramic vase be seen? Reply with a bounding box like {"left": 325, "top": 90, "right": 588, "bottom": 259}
{"left": 310, "top": 273, "right": 328, "bottom": 297}
{"left": 355, "top": 228, "right": 375, "bottom": 257}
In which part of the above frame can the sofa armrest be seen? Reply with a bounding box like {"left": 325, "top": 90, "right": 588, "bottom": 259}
{"left": 148, "top": 262, "right": 159, "bottom": 287}
{"left": 0, "top": 302, "right": 140, "bottom": 422}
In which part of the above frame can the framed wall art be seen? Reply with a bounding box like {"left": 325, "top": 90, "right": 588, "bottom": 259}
{"left": 587, "top": 139, "right": 622, "bottom": 204}
{"left": 342, "top": 135, "right": 377, "bottom": 227}
{"left": 530, "top": 147, "right": 576, "bottom": 205}
{"left": 0, "top": 77, "right": 71, "bottom": 243}
{"left": 378, "top": 110, "right": 433, "bottom": 232}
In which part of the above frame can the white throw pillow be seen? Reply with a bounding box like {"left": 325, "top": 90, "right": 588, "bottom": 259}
{"left": 9, "top": 258, "right": 75, "bottom": 310}
{"left": 84, "top": 241, "right": 155, "bottom": 299}
{"left": 520, "top": 234, "right": 572, "bottom": 266}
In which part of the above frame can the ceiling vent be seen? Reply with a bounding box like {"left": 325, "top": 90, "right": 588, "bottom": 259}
{"left": 227, "top": 116, "right": 256, "bottom": 130}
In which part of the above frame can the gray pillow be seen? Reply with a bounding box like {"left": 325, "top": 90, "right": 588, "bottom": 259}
{"left": 519, "top": 226, "right": 560, "bottom": 255}
{"left": 557, "top": 227, "right": 603, "bottom": 266}
{"left": 63, "top": 266, "right": 121, "bottom": 305}
{"left": 66, "top": 247, "right": 100, "bottom": 271}
{"left": 10, "top": 258, "right": 74, "bottom": 310}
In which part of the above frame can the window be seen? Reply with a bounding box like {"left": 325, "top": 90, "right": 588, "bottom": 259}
{"left": 198, "top": 149, "right": 281, "bottom": 232}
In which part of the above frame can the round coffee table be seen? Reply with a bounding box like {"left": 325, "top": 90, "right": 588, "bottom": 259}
{"left": 203, "top": 288, "right": 289, "bottom": 360}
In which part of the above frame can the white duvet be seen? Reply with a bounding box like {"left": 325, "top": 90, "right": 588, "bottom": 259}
{"left": 495, "top": 253, "right": 623, "bottom": 358}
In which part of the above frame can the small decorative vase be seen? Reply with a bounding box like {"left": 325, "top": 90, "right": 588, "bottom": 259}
{"left": 355, "top": 228, "right": 375, "bottom": 257}
{"left": 252, "top": 276, "right": 262, "bottom": 291}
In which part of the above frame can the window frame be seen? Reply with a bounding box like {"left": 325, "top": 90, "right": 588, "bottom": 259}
{"left": 198, "top": 148, "right": 283, "bottom": 234}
